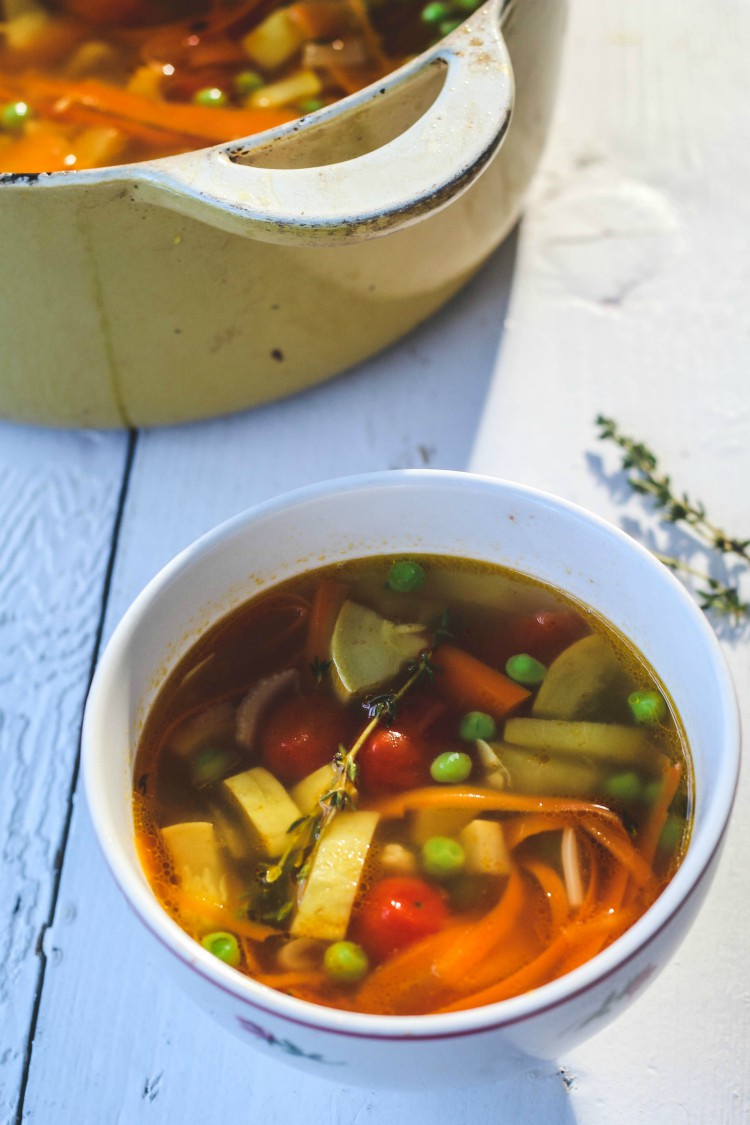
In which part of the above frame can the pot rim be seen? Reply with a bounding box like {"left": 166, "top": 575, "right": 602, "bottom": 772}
{"left": 0, "top": 1, "right": 519, "bottom": 242}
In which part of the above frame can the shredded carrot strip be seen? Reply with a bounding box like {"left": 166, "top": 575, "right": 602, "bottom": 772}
{"left": 239, "top": 935, "right": 262, "bottom": 974}
{"left": 160, "top": 885, "right": 278, "bottom": 942}
{"left": 438, "top": 909, "right": 635, "bottom": 1013}
{"left": 579, "top": 815, "right": 652, "bottom": 887}
{"left": 503, "top": 813, "right": 574, "bottom": 850}
{"left": 354, "top": 924, "right": 468, "bottom": 1014}
{"left": 253, "top": 969, "right": 328, "bottom": 991}
{"left": 522, "top": 858, "right": 570, "bottom": 932}
{"left": 15, "top": 75, "right": 298, "bottom": 143}
{"left": 431, "top": 868, "right": 527, "bottom": 985}
{"left": 577, "top": 832, "right": 601, "bottom": 916}
{"left": 373, "top": 786, "right": 627, "bottom": 829}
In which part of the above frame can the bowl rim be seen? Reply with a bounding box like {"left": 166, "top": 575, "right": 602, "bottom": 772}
{"left": 82, "top": 468, "right": 741, "bottom": 1041}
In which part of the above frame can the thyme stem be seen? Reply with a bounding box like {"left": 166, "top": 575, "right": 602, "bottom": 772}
{"left": 596, "top": 416, "right": 749, "bottom": 619}
{"left": 251, "top": 645, "right": 440, "bottom": 924}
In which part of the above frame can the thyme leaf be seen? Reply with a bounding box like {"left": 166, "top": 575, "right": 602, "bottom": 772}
{"left": 309, "top": 656, "right": 332, "bottom": 683}
{"left": 250, "top": 622, "right": 445, "bottom": 926}
{"left": 596, "top": 416, "right": 749, "bottom": 620}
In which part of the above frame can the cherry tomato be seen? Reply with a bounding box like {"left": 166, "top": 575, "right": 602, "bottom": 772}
{"left": 354, "top": 877, "right": 448, "bottom": 961}
{"left": 259, "top": 694, "right": 349, "bottom": 785}
{"left": 476, "top": 609, "right": 589, "bottom": 669}
{"left": 516, "top": 609, "right": 589, "bottom": 664}
{"left": 356, "top": 727, "right": 431, "bottom": 794}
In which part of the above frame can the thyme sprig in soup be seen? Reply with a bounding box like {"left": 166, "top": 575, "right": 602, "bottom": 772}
{"left": 132, "top": 555, "right": 692, "bottom": 1016}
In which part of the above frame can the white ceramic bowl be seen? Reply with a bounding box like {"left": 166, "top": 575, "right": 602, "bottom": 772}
{"left": 82, "top": 470, "right": 740, "bottom": 1088}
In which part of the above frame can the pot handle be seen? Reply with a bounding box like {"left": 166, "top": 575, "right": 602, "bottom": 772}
{"left": 138, "top": 0, "right": 514, "bottom": 246}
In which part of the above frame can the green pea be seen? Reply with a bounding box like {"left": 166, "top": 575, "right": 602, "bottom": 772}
{"left": 191, "top": 746, "right": 234, "bottom": 786}
{"left": 505, "top": 653, "right": 547, "bottom": 687}
{"left": 193, "top": 86, "right": 228, "bottom": 108}
{"left": 421, "top": 835, "right": 465, "bottom": 879}
{"left": 628, "top": 690, "right": 667, "bottom": 725}
{"left": 438, "top": 17, "right": 463, "bottom": 35}
{"left": 421, "top": 1, "right": 449, "bottom": 23}
{"left": 201, "top": 931, "right": 240, "bottom": 967}
{"left": 604, "top": 771, "right": 643, "bottom": 801}
{"left": 643, "top": 778, "right": 662, "bottom": 805}
{"left": 1, "top": 101, "right": 30, "bottom": 132}
{"left": 298, "top": 98, "right": 324, "bottom": 114}
{"left": 458, "top": 711, "right": 496, "bottom": 741}
{"left": 233, "top": 70, "right": 264, "bottom": 96}
{"left": 658, "top": 813, "right": 683, "bottom": 854}
{"left": 430, "top": 750, "right": 472, "bottom": 783}
{"left": 323, "top": 940, "right": 369, "bottom": 983}
{"left": 385, "top": 559, "right": 426, "bottom": 593}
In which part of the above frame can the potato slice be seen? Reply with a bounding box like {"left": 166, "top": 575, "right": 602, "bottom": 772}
{"left": 161, "top": 821, "right": 228, "bottom": 904}
{"left": 410, "top": 805, "right": 476, "bottom": 846}
{"left": 291, "top": 810, "right": 379, "bottom": 942}
{"left": 223, "top": 767, "right": 301, "bottom": 858}
{"left": 532, "top": 634, "right": 634, "bottom": 722}
{"left": 330, "top": 600, "right": 428, "bottom": 698}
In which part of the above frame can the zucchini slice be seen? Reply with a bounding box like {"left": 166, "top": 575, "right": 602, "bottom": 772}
{"left": 531, "top": 634, "right": 634, "bottom": 722}
{"left": 330, "top": 600, "right": 428, "bottom": 698}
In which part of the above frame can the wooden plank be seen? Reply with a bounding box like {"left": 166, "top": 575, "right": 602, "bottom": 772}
{"left": 471, "top": 0, "right": 750, "bottom": 1119}
{"left": 0, "top": 425, "right": 129, "bottom": 1125}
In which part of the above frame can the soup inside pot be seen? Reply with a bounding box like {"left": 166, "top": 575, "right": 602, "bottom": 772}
{"left": 132, "top": 553, "right": 693, "bottom": 1017}
{"left": 0, "top": 0, "right": 479, "bottom": 171}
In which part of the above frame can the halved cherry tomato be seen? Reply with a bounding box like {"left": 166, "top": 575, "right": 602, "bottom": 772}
{"left": 259, "top": 693, "right": 349, "bottom": 785}
{"left": 356, "top": 727, "right": 431, "bottom": 794}
{"left": 514, "top": 609, "right": 590, "bottom": 664}
{"left": 354, "top": 876, "right": 448, "bottom": 961}
{"left": 475, "top": 609, "right": 589, "bottom": 670}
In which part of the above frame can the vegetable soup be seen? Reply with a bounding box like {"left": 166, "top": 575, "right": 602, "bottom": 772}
{"left": 132, "top": 555, "right": 692, "bottom": 1017}
{"left": 0, "top": 0, "right": 477, "bottom": 172}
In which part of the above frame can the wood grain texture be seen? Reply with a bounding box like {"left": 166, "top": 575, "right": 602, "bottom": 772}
{"left": 8, "top": 0, "right": 750, "bottom": 1119}
{"left": 471, "top": 0, "right": 750, "bottom": 1119}
{"left": 0, "top": 427, "right": 129, "bottom": 1125}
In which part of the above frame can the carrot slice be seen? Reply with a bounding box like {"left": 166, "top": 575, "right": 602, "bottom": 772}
{"left": 433, "top": 643, "right": 531, "bottom": 719}
{"left": 303, "top": 577, "right": 348, "bottom": 677}
{"left": 637, "top": 759, "right": 683, "bottom": 867}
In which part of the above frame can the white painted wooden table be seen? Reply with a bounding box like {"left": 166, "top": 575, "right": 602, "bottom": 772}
{"left": 2, "top": 0, "right": 748, "bottom": 1120}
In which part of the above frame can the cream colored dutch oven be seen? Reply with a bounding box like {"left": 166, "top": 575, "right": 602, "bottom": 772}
{"left": 0, "top": 0, "right": 566, "bottom": 428}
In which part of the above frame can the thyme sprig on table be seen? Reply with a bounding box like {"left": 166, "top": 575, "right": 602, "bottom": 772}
{"left": 249, "top": 628, "right": 446, "bottom": 926}
{"left": 596, "top": 415, "right": 749, "bottom": 619}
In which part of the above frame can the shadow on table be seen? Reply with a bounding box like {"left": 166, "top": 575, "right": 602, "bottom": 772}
{"left": 586, "top": 451, "right": 750, "bottom": 644}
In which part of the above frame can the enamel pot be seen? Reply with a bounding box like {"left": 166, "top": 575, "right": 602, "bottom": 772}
{"left": 0, "top": 0, "right": 566, "bottom": 427}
